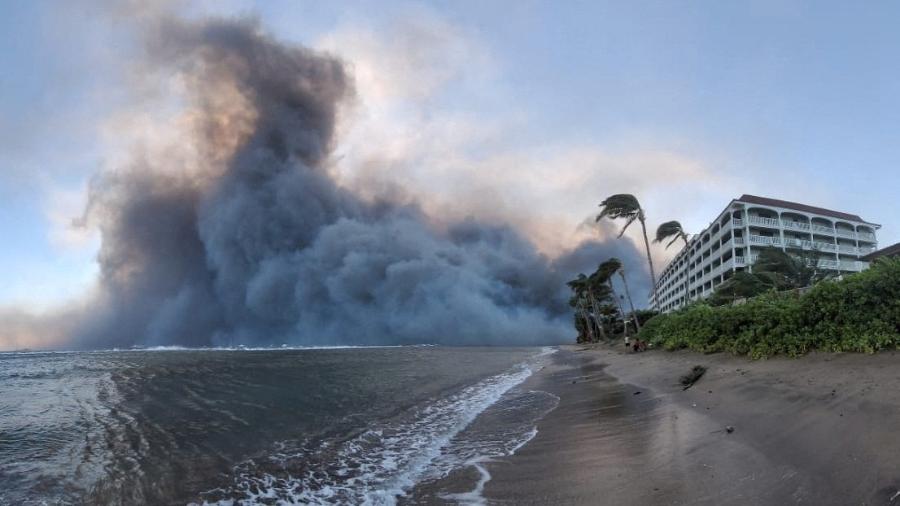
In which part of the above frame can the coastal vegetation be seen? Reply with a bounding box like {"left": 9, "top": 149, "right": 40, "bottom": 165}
{"left": 638, "top": 257, "right": 900, "bottom": 359}
{"left": 567, "top": 258, "right": 652, "bottom": 343}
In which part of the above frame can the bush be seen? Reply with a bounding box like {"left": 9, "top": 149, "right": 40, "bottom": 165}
{"left": 639, "top": 257, "right": 900, "bottom": 359}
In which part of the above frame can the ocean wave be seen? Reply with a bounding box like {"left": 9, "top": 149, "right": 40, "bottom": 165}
{"left": 0, "top": 344, "right": 434, "bottom": 355}
{"left": 194, "top": 348, "right": 557, "bottom": 505}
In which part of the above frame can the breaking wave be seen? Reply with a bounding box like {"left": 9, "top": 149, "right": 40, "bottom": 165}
{"left": 195, "top": 348, "right": 558, "bottom": 505}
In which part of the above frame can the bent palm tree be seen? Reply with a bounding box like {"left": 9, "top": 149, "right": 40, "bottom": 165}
{"left": 566, "top": 275, "right": 595, "bottom": 342}
{"left": 597, "top": 194, "right": 658, "bottom": 307}
{"left": 655, "top": 220, "right": 691, "bottom": 306}
{"left": 567, "top": 274, "right": 608, "bottom": 341}
{"left": 655, "top": 221, "right": 689, "bottom": 249}
{"left": 597, "top": 258, "right": 641, "bottom": 333}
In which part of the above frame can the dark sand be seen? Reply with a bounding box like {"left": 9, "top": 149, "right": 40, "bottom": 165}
{"left": 478, "top": 345, "right": 900, "bottom": 505}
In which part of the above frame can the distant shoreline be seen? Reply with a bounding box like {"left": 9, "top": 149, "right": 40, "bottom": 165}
{"left": 478, "top": 345, "right": 900, "bottom": 505}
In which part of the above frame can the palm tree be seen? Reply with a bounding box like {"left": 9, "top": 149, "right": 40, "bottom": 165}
{"left": 566, "top": 275, "right": 594, "bottom": 342}
{"left": 655, "top": 220, "right": 691, "bottom": 306}
{"left": 597, "top": 194, "right": 658, "bottom": 307}
{"left": 655, "top": 221, "right": 689, "bottom": 249}
{"left": 567, "top": 274, "right": 608, "bottom": 341}
{"left": 590, "top": 265, "right": 625, "bottom": 337}
{"left": 596, "top": 258, "right": 641, "bottom": 333}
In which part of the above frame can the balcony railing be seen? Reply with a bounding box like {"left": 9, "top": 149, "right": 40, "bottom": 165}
{"left": 749, "top": 216, "right": 780, "bottom": 227}
{"left": 781, "top": 220, "right": 811, "bottom": 231}
{"left": 811, "top": 224, "right": 834, "bottom": 234}
{"left": 733, "top": 237, "right": 745, "bottom": 245}
{"left": 749, "top": 235, "right": 781, "bottom": 245}
{"left": 836, "top": 229, "right": 855, "bottom": 238}
{"left": 732, "top": 218, "right": 743, "bottom": 227}
{"left": 838, "top": 260, "right": 864, "bottom": 271}
{"left": 817, "top": 259, "right": 840, "bottom": 269}
{"left": 859, "top": 232, "right": 877, "bottom": 242}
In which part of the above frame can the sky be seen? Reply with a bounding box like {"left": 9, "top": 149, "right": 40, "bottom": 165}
{"left": 1, "top": 0, "right": 899, "bottom": 314}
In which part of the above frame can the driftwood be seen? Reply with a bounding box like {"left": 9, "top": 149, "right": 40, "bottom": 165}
{"left": 680, "top": 365, "right": 707, "bottom": 390}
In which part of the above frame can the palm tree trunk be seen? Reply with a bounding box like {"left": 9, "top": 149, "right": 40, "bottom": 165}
{"left": 577, "top": 302, "right": 595, "bottom": 342}
{"left": 586, "top": 287, "right": 607, "bottom": 340}
{"left": 618, "top": 271, "right": 641, "bottom": 332}
{"left": 682, "top": 236, "right": 690, "bottom": 307}
{"left": 639, "top": 217, "right": 659, "bottom": 308}
{"left": 607, "top": 280, "right": 629, "bottom": 337}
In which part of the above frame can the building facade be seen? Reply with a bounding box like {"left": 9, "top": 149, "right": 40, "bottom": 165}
{"left": 652, "top": 195, "right": 880, "bottom": 312}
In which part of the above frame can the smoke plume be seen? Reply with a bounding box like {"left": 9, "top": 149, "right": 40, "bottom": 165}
{"left": 13, "top": 15, "right": 651, "bottom": 349}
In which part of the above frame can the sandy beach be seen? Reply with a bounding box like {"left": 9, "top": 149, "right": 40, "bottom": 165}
{"left": 478, "top": 345, "right": 900, "bottom": 505}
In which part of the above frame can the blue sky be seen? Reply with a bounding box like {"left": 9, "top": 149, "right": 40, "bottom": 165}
{"left": 2, "top": 0, "right": 899, "bottom": 310}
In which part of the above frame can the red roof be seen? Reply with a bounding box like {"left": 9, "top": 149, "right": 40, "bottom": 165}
{"left": 736, "top": 194, "right": 872, "bottom": 224}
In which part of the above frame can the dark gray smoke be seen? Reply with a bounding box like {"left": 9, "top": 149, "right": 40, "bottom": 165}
{"left": 49, "top": 16, "right": 651, "bottom": 349}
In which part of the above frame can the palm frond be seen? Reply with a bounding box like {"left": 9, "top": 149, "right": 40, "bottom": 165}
{"left": 616, "top": 214, "right": 638, "bottom": 237}
{"left": 594, "top": 258, "right": 623, "bottom": 281}
{"left": 655, "top": 220, "right": 688, "bottom": 245}
{"left": 597, "top": 194, "right": 641, "bottom": 221}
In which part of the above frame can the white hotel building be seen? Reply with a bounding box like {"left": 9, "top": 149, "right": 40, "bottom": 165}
{"left": 652, "top": 195, "right": 880, "bottom": 312}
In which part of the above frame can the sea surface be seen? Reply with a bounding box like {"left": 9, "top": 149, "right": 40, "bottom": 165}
{"left": 0, "top": 346, "right": 558, "bottom": 505}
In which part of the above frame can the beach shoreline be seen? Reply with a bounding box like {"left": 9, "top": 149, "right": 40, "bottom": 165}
{"left": 475, "top": 344, "right": 900, "bottom": 505}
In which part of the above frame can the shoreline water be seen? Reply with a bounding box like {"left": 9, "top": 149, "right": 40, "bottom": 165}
{"left": 474, "top": 345, "right": 900, "bottom": 505}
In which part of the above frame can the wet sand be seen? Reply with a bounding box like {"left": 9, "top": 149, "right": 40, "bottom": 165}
{"left": 482, "top": 345, "right": 900, "bottom": 505}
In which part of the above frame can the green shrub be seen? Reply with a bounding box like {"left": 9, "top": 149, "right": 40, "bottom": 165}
{"left": 639, "top": 257, "right": 900, "bottom": 359}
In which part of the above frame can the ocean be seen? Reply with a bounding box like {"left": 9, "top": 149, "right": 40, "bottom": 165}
{"left": 0, "top": 346, "right": 558, "bottom": 505}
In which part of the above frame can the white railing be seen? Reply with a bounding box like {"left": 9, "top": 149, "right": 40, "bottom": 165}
{"left": 836, "top": 229, "right": 855, "bottom": 238}
{"left": 734, "top": 256, "right": 746, "bottom": 266}
{"left": 782, "top": 237, "right": 808, "bottom": 249}
{"left": 749, "top": 216, "right": 780, "bottom": 227}
{"left": 817, "top": 259, "right": 840, "bottom": 269}
{"left": 782, "top": 220, "right": 811, "bottom": 231}
{"left": 811, "top": 224, "right": 834, "bottom": 234}
{"left": 749, "top": 235, "right": 781, "bottom": 245}
{"left": 839, "top": 260, "right": 862, "bottom": 271}
{"left": 858, "top": 246, "right": 876, "bottom": 255}
{"left": 859, "top": 232, "right": 877, "bottom": 241}
{"left": 733, "top": 236, "right": 745, "bottom": 245}
{"left": 732, "top": 218, "right": 743, "bottom": 227}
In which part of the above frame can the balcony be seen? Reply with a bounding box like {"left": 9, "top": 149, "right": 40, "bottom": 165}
{"left": 733, "top": 237, "right": 745, "bottom": 246}
{"left": 811, "top": 224, "right": 834, "bottom": 234}
{"left": 835, "top": 229, "right": 855, "bottom": 239}
{"left": 817, "top": 259, "right": 840, "bottom": 269}
{"left": 859, "top": 232, "right": 877, "bottom": 242}
{"left": 838, "top": 260, "right": 864, "bottom": 271}
{"left": 749, "top": 235, "right": 781, "bottom": 246}
{"left": 748, "top": 216, "right": 780, "bottom": 228}
{"left": 781, "top": 220, "right": 811, "bottom": 231}
{"left": 732, "top": 218, "right": 743, "bottom": 227}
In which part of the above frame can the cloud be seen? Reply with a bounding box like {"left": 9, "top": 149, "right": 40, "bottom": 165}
{"left": 317, "top": 8, "right": 734, "bottom": 265}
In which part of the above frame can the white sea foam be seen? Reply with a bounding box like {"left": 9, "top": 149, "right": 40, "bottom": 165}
{"left": 195, "top": 347, "right": 558, "bottom": 506}
{"left": 0, "top": 344, "right": 428, "bottom": 355}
